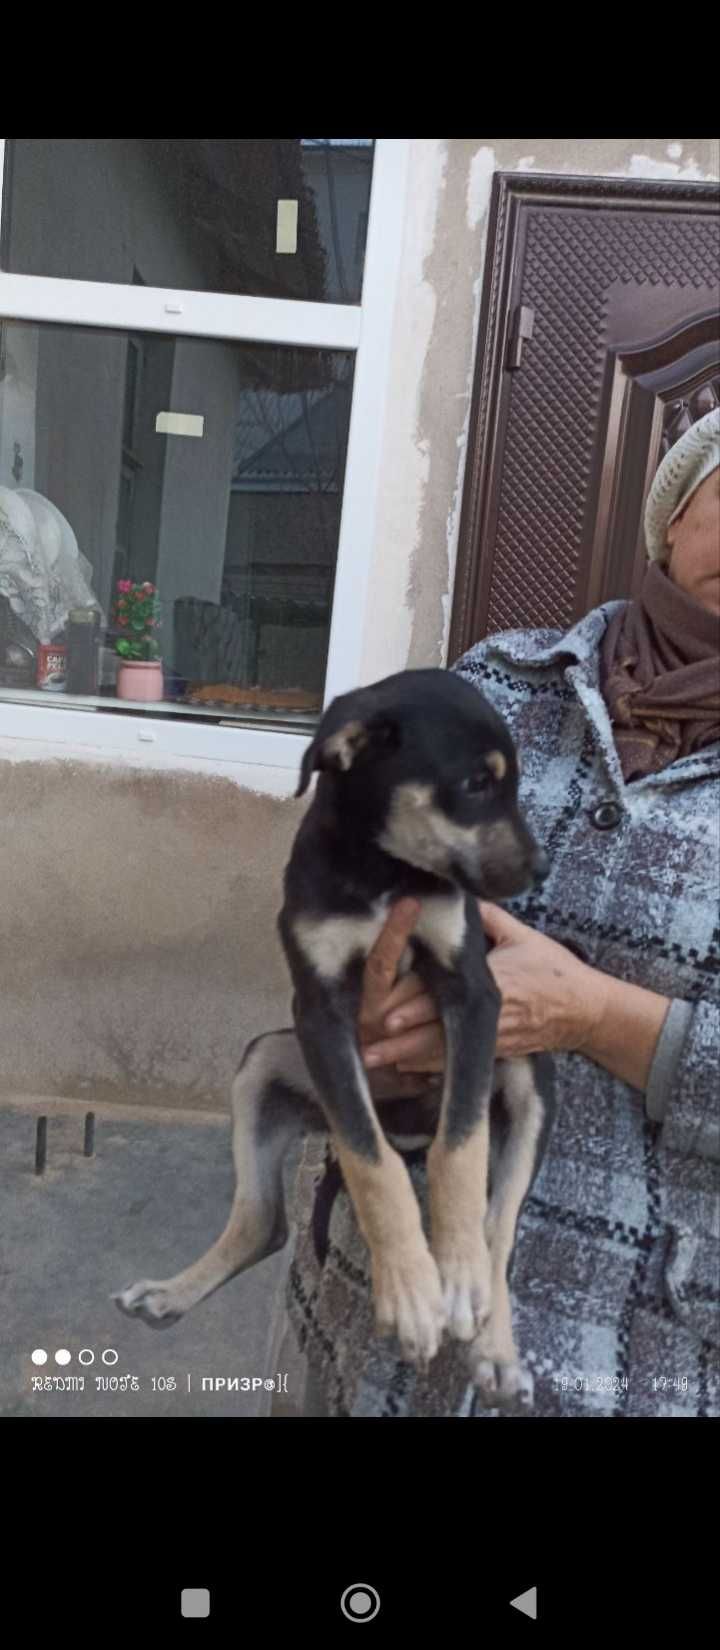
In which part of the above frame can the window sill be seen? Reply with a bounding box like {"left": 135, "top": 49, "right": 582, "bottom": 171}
{"left": 0, "top": 682, "right": 317, "bottom": 728}
{"left": 0, "top": 693, "right": 310, "bottom": 797}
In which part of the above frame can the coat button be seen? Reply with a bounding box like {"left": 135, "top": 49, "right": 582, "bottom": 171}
{"left": 590, "top": 800, "right": 622, "bottom": 830}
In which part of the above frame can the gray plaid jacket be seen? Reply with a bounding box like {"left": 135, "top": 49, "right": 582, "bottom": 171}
{"left": 286, "top": 604, "right": 720, "bottom": 1416}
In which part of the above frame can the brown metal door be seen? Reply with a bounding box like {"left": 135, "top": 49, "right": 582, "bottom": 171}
{"left": 449, "top": 173, "right": 720, "bottom": 660}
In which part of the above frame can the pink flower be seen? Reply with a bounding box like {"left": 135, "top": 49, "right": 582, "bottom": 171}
{"left": 117, "top": 579, "right": 132, "bottom": 593}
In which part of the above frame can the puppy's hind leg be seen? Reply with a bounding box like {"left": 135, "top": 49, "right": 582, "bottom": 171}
{"left": 113, "top": 1030, "right": 324, "bottom": 1330}
{"left": 469, "top": 1055, "right": 552, "bottom": 1411}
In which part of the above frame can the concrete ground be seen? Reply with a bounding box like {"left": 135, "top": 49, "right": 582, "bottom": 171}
{"left": 0, "top": 1099, "right": 310, "bottom": 1418}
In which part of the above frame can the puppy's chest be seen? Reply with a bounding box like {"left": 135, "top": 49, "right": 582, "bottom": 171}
{"left": 292, "top": 892, "right": 467, "bottom": 982}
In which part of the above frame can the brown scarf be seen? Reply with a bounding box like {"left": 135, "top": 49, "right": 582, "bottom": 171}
{"left": 600, "top": 562, "right": 720, "bottom": 783}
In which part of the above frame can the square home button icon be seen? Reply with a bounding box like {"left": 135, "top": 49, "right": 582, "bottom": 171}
{"left": 181, "top": 1589, "right": 211, "bottom": 1618}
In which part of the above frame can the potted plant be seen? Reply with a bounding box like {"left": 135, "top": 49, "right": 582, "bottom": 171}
{"left": 112, "top": 580, "right": 164, "bottom": 701}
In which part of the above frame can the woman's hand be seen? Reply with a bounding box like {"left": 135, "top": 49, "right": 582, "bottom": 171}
{"left": 361, "top": 901, "right": 671, "bottom": 1093}
{"left": 480, "top": 903, "right": 608, "bottom": 1057}
{"left": 358, "top": 899, "right": 443, "bottom": 1099}
{"left": 479, "top": 903, "right": 670, "bottom": 1091}
{"left": 361, "top": 902, "right": 607, "bottom": 1073}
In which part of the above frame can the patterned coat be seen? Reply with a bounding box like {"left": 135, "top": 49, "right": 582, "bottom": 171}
{"left": 286, "top": 604, "right": 720, "bottom": 1417}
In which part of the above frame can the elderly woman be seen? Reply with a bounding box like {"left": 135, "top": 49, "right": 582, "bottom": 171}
{"left": 286, "top": 409, "right": 720, "bottom": 1418}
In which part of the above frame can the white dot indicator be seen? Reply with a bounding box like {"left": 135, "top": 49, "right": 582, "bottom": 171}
{"left": 55, "top": 1349, "right": 72, "bottom": 1365}
{"left": 102, "top": 1348, "right": 119, "bottom": 1365}
{"left": 79, "top": 1349, "right": 95, "bottom": 1366}
{"left": 31, "top": 1349, "right": 48, "bottom": 1365}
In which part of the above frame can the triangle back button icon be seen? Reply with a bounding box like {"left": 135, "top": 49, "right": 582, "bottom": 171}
{"left": 510, "top": 1586, "right": 537, "bottom": 1619}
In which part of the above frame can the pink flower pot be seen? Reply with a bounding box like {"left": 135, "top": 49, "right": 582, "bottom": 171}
{"left": 116, "top": 659, "right": 164, "bottom": 702}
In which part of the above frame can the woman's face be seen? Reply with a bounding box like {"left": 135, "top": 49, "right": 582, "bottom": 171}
{"left": 666, "top": 466, "right": 720, "bottom": 615}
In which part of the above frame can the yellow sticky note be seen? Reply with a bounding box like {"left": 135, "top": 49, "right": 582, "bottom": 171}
{"left": 155, "top": 412, "right": 205, "bottom": 438}
{"left": 276, "top": 200, "right": 299, "bottom": 255}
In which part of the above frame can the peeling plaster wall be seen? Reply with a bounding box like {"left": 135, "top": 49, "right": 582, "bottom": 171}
{"left": 359, "top": 136, "right": 720, "bottom": 682}
{"left": 1, "top": 137, "right": 718, "bottom": 1106}
{"left": 0, "top": 750, "right": 299, "bottom": 1105}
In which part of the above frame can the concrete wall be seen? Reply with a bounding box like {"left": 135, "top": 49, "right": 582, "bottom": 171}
{"left": 1, "top": 137, "right": 718, "bottom": 1106}
{"left": 0, "top": 750, "right": 298, "bottom": 1106}
{"left": 358, "top": 137, "right": 720, "bottom": 684}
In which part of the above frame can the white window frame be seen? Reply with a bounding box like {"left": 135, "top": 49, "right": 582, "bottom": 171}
{"left": 0, "top": 137, "right": 411, "bottom": 791}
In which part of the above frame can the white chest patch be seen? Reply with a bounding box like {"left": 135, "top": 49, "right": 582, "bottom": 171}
{"left": 293, "top": 904, "right": 390, "bottom": 980}
{"left": 412, "top": 893, "right": 467, "bottom": 969}
{"left": 293, "top": 892, "right": 466, "bottom": 981}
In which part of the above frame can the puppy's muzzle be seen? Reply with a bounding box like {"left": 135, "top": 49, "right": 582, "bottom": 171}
{"left": 452, "top": 835, "right": 550, "bottom": 901}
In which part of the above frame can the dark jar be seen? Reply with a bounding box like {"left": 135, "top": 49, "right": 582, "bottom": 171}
{"left": 66, "top": 607, "right": 100, "bottom": 695}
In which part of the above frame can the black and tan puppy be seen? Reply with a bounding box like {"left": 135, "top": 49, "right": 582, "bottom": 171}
{"left": 115, "top": 669, "right": 555, "bottom": 1407}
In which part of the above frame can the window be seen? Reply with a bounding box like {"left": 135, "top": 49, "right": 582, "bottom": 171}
{"left": 0, "top": 138, "right": 410, "bottom": 779}
{"left": 0, "top": 317, "right": 353, "bottom": 722}
{"left": 1, "top": 139, "right": 375, "bottom": 305}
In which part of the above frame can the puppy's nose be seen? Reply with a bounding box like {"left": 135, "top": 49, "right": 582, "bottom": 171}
{"left": 530, "top": 847, "right": 550, "bottom": 889}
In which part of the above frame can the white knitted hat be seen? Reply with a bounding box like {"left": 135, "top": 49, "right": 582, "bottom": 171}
{"left": 644, "top": 407, "right": 720, "bottom": 562}
{"left": 644, "top": 407, "right": 720, "bottom": 564}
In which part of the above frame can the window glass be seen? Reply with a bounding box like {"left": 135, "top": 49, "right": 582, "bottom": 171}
{"left": 0, "top": 318, "right": 353, "bottom": 721}
{"left": 1, "top": 139, "right": 375, "bottom": 305}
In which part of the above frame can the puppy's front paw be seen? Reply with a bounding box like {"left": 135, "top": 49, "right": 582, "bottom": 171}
{"left": 112, "top": 1279, "right": 184, "bottom": 1329}
{"left": 469, "top": 1340, "right": 534, "bottom": 1412}
{"left": 373, "top": 1246, "right": 446, "bottom": 1368}
{"left": 433, "top": 1240, "right": 492, "bottom": 1343}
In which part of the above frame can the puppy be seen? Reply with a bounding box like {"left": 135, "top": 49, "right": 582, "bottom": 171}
{"left": 115, "top": 669, "right": 555, "bottom": 1408}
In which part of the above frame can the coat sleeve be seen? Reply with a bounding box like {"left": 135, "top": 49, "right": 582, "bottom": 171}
{"left": 645, "top": 997, "right": 720, "bottom": 1162}
{"left": 454, "top": 642, "right": 720, "bottom": 1166}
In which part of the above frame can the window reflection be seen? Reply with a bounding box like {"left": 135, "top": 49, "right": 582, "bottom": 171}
{"left": 2, "top": 139, "right": 375, "bottom": 305}
{"left": 0, "top": 319, "right": 353, "bottom": 719}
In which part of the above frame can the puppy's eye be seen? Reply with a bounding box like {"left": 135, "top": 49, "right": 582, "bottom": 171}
{"left": 459, "top": 772, "right": 493, "bottom": 796}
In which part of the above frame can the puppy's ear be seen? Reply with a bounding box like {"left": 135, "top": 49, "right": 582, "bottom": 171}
{"left": 295, "top": 712, "right": 399, "bottom": 798}
{"left": 296, "top": 735, "right": 322, "bottom": 798}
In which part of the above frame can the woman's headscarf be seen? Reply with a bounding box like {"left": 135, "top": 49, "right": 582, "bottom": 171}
{"left": 600, "top": 408, "right": 720, "bottom": 783}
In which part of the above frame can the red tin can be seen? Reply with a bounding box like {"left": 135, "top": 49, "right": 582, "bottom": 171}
{"left": 36, "top": 643, "right": 67, "bottom": 690}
